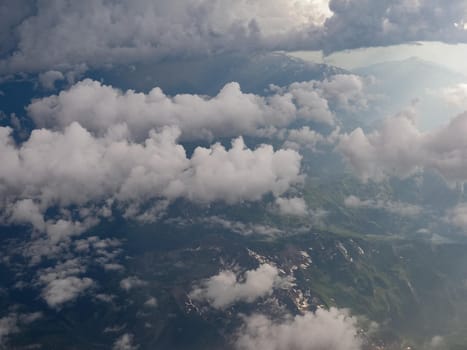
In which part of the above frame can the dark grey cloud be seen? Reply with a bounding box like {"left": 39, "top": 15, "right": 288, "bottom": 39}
{"left": 0, "top": 0, "right": 34, "bottom": 56}
{"left": 324, "top": 0, "right": 467, "bottom": 53}
{"left": 0, "top": 0, "right": 329, "bottom": 75}
{"left": 1, "top": 0, "right": 466, "bottom": 75}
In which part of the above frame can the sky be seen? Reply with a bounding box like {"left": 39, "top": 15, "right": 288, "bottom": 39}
{"left": 1, "top": 0, "right": 467, "bottom": 349}
{"left": 290, "top": 41, "right": 467, "bottom": 75}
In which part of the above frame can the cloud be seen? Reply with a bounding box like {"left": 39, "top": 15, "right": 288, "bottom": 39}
{"left": 323, "top": 0, "right": 467, "bottom": 54}
{"left": 0, "top": 122, "right": 303, "bottom": 238}
{"left": 190, "top": 264, "right": 293, "bottom": 309}
{"left": 285, "top": 127, "right": 327, "bottom": 150}
{"left": 38, "top": 70, "right": 65, "bottom": 90}
{"left": 427, "top": 335, "right": 445, "bottom": 349}
{"left": 284, "top": 125, "right": 341, "bottom": 152}
{"left": 183, "top": 138, "right": 303, "bottom": 203}
{"left": 120, "top": 276, "right": 148, "bottom": 292}
{"left": 113, "top": 333, "right": 139, "bottom": 350}
{"left": 40, "top": 276, "right": 94, "bottom": 309}
{"left": 4, "top": 235, "right": 125, "bottom": 310}
{"left": 337, "top": 108, "right": 467, "bottom": 183}
{"left": 2, "top": 1, "right": 467, "bottom": 75}
{"left": 344, "top": 195, "right": 422, "bottom": 216}
{"left": 0, "top": 0, "right": 34, "bottom": 57}
{"left": 28, "top": 80, "right": 294, "bottom": 141}
{"left": 144, "top": 297, "right": 157, "bottom": 307}
{"left": 0, "top": 312, "right": 42, "bottom": 347}
{"left": 446, "top": 203, "right": 467, "bottom": 230}
{"left": 285, "top": 74, "right": 371, "bottom": 113}
{"left": 188, "top": 216, "right": 285, "bottom": 237}
{"left": 441, "top": 83, "right": 467, "bottom": 108}
{"left": 36, "top": 258, "right": 94, "bottom": 308}
{"left": 6, "top": 199, "right": 98, "bottom": 244}
{"left": 103, "top": 263, "right": 124, "bottom": 272}
{"left": 0, "top": 0, "right": 331, "bottom": 75}
{"left": 235, "top": 308, "right": 362, "bottom": 350}
{"left": 26, "top": 77, "right": 367, "bottom": 141}
{"left": 275, "top": 197, "right": 309, "bottom": 217}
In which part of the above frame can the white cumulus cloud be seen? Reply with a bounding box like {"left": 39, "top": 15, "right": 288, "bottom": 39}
{"left": 190, "top": 264, "right": 292, "bottom": 309}
{"left": 235, "top": 308, "right": 362, "bottom": 350}
{"left": 0, "top": 122, "right": 303, "bottom": 237}
{"left": 26, "top": 77, "right": 368, "bottom": 141}
{"left": 275, "top": 197, "right": 309, "bottom": 217}
{"left": 337, "top": 108, "right": 467, "bottom": 183}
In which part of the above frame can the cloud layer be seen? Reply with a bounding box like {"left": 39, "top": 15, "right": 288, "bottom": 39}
{"left": 2, "top": 0, "right": 467, "bottom": 75}
{"left": 0, "top": 0, "right": 330, "bottom": 74}
{"left": 1, "top": 122, "right": 302, "bottom": 238}
{"left": 27, "top": 76, "right": 367, "bottom": 141}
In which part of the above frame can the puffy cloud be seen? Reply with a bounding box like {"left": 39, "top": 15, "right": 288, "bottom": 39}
{"left": 427, "top": 336, "right": 445, "bottom": 349}
{"left": 286, "top": 74, "right": 371, "bottom": 113}
{"left": 28, "top": 80, "right": 292, "bottom": 140}
{"left": 36, "top": 258, "right": 94, "bottom": 308}
{"left": 0, "top": 312, "right": 42, "bottom": 347}
{"left": 12, "top": 236, "right": 125, "bottom": 308}
{"left": 113, "top": 333, "right": 139, "bottom": 350}
{"left": 285, "top": 127, "right": 326, "bottom": 150}
{"left": 144, "top": 297, "right": 158, "bottom": 307}
{"left": 0, "top": 0, "right": 34, "bottom": 57}
{"left": 184, "top": 138, "right": 303, "bottom": 203}
{"left": 441, "top": 83, "right": 467, "bottom": 108}
{"left": 5, "top": 199, "right": 98, "bottom": 243}
{"left": 446, "top": 203, "right": 467, "bottom": 230}
{"left": 2, "top": 0, "right": 467, "bottom": 75}
{"left": 38, "top": 70, "right": 65, "bottom": 90}
{"left": 284, "top": 125, "right": 341, "bottom": 152}
{"left": 190, "top": 264, "right": 292, "bottom": 309}
{"left": 41, "top": 276, "right": 94, "bottom": 309}
{"left": 0, "top": 122, "right": 303, "bottom": 237}
{"left": 26, "top": 77, "right": 364, "bottom": 141}
{"left": 235, "top": 308, "right": 362, "bottom": 350}
{"left": 337, "top": 108, "right": 467, "bottom": 182}
{"left": 120, "top": 276, "right": 148, "bottom": 292}
{"left": 344, "top": 195, "right": 422, "bottom": 216}
{"left": 275, "top": 197, "right": 309, "bottom": 217}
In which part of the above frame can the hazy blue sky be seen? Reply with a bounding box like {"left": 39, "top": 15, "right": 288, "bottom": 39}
{"left": 291, "top": 41, "right": 467, "bottom": 75}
